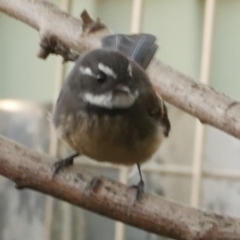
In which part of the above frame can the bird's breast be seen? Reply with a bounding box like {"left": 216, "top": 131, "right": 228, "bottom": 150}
{"left": 62, "top": 111, "right": 164, "bottom": 165}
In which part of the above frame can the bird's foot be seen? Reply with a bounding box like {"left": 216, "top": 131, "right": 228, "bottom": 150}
{"left": 130, "top": 179, "right": 144, "bottom": 201}
{"left": 53, "top": 153, "right": 79, "bottom": 176}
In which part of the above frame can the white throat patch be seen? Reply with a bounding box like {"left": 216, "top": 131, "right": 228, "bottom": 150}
{"left": 82, "top": 90, "right": 139, "bottom": 109}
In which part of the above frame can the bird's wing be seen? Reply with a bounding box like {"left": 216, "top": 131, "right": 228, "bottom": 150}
{"left": 154, "top": 91, "right": 171, "bottom": 137}
{"left": 101, "top": 33, "right": 158, "bottom": 69}
{"left": 142, "top": 85, "right": 171, "bottom": 137}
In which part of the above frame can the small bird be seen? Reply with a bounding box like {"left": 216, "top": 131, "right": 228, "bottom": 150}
{"left": 52, "top": 33, "right": 170, "bottom": 199}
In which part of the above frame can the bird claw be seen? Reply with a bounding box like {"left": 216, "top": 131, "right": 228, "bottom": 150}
{"left": 52, "top": 152, "right": 80, "bottom": 177}
{"left": 53, "top": 156, "right": 74, "bottom": 176}
{"left": 130, "top": 179, "right": 144, "bottom": 201}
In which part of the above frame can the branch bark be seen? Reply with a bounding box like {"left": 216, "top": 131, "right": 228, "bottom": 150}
{"left": 1, "top": 0, "right": 240, "bottom": 139}
{"left": 0, "top": 136, "right": 240, "bottom": 240}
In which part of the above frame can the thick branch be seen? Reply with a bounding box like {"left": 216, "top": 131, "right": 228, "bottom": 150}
{"left": 0, "top": 136, "right": 240, "bottom": 240}
{"left": 0, "top": 0, "right": 109, "bottom": 54}
{"left": 1, "top": 0, "right": 240, "bottom": 138}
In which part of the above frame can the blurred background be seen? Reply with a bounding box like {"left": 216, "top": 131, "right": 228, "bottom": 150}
{"left": 0, "top": 0, "right": 240, "bottom": 240}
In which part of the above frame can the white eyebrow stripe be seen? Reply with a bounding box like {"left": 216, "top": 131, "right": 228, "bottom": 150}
{"left": 128, "top": 63, "right": 132, "bottom": 77}
{"left": 98, "top": 63, "right": 117, "bottom": 79}
{"left": 79, "top": 66, "right": 94, "bottom": 76}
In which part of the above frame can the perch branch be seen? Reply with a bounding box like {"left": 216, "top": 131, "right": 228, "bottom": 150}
{"left": 1, "top": 0, "right": 240, "bottom": 138}
{"left": 1, "top": 136, "right": 240, "bottom": 240}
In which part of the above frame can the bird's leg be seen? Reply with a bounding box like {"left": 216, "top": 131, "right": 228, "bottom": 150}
{"left": 53, "top": 152, "right": 80, "bottom": 176}
{"left": 131, "top": 163, "right": 145, "bottom": 200}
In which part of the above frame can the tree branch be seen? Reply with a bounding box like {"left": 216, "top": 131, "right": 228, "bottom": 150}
{"left": 1, "top": 0, "right": 240, "bottom": 139}
{"left": 0, "top": 135, "right": 240, "bottom": 240}
{"left": 148, "top": 62, "right": 240, "bottom": 137}
{"left": 0, "top": 0, "right": 109, "bottom": 54}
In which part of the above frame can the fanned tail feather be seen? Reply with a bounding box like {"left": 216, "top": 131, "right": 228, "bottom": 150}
{"left": 101, "top": 33, "right": 158, "bottom": 69}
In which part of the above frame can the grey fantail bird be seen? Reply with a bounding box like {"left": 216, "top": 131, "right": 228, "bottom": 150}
{"left": 52, "top": 33, "right": 170, "bottom": 199}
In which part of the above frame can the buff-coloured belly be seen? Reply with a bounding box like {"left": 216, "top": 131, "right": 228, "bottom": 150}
{"left": 59, "top": 114, "right": 163, "bottom": 166}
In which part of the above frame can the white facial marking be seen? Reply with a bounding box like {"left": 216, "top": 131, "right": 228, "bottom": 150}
{"left": 79, "top": 66, "right": 94, "bottom": 76}
{"left": 82, "top": 90, "right": 139, "bottom": 109}
{"left": 156, "top": 91, "right": 164, "bottom": 117}
{"left": 98, "top": 63, "right": 117, "bottom": 79}
{"left": 115, "top": 85, "right": 130, "bottom": 93}
{"left": 128, "top": 63, "right": 132, "bottom": 77}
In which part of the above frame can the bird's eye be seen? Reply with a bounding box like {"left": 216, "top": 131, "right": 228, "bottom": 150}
{"left": 96, "top": 72, "right": 107, "bottom": 83}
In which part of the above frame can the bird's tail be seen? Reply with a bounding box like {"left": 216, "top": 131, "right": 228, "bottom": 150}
{"left": 101, "top": 33, "right": 158, "bottom": 69}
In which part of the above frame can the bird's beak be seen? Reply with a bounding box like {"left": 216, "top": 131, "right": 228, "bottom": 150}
{"left": 115, "top": 85, "right": 130, "bottom": 94}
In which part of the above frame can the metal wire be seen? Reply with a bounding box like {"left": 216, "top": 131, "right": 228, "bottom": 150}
{"left": 77, "top": 159, "right": 240, "bottom": 180}
{"left": 190, "top": 0, "right": 217, "bottom": 208}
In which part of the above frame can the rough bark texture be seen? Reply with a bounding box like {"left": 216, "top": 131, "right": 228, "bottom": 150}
{"left": 0, "top": 136, "right": 240, "bottom": 240}
{"left": 0, "top": 0, "right": 108, "bottom": 54}
{"left": 1, "top": 0, "right": 240, "bottom": 139}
